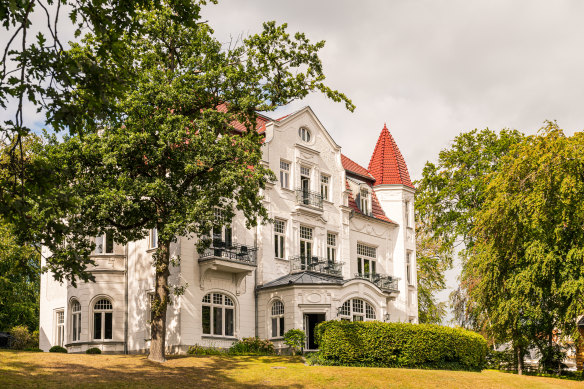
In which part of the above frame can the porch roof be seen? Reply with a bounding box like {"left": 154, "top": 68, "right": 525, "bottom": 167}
{"left": 257, "top": 271, "right": 344, "bottom": 290}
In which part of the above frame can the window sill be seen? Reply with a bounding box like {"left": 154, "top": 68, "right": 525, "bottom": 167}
{"left": 146, "top": 247, "right": 158, "bottom": 253}
{"left": 201, "top": 335, "right": 237, "bottom": 341}
{"left": 274, "top": 257, "right": 288, "bottom": 262}
{"left": 269, "top": 337, "right": 284, "bottom": 341}
{"left": 280, "top": 187, "right": 294, "bottom": 193}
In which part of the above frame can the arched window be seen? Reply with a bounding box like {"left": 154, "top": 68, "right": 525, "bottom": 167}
{"left": 93, "top": 298, "right": 113, "bottom": 340}
{"left": 71, "top": 300, "right": 81, "bottom": 342}
{"left": 339, "top": 298, "right": 376, "bottom": 322}
{"left": 202, "top": 293, "right": 234, "bottom": 337}
{"left": 298, "top": 127, "right": 311, "bottom": 142}
{"left": 270, "top": 300, "right": 285, "bottom": 338}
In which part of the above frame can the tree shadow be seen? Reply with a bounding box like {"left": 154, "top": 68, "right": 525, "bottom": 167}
{"left": 0, "top": 351, "right": 305, "bottom": 388}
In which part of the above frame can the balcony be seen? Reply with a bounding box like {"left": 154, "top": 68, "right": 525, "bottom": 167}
{"left": 354, "top": 273, "right": 399, "bottom": 293}
{"left": 199, "top": 241, "right": 257, "bottom": 267}
{"left": 295, "top": 188, "right": 323, "bottom": 210}
{"left": 198, "top": 241, "right": 258, "bottom": 294}
{"left": 290, "top": 255, "right": 343, "bottom": 277}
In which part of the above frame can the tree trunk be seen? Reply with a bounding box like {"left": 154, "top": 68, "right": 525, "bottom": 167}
{"left": 148, "top": 240, "right": 170, "bottom": 363}
{"left": 516, "top": 345, "right": 523, "bottom": 375}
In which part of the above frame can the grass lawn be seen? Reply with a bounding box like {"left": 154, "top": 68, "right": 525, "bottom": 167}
{"left": 0, "top": 350, "right": 581, "bottom": 389}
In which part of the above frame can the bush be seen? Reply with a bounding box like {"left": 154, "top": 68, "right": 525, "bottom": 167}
{"left": 86, "top": 347, "right": 102, "bottom": 354}
{"left": 49, "top": 345, "right": 68, "bottom": 353}
{"left": 9, "top": 325, "right": 32, "bottom": 350}
{"left": 314, "top": 321, "right": 487, "bottom": 371}
{"left": 228, "top": 337, "right": 275, "bottom": 355}
{"left": 187, "top": 344, "right": 224, "bottom": 355}
{"left": 283, "top": 329, "right": 305, "bottom": 355}
{"left": 30, "top": 330, "right": 39, "bottom": 348}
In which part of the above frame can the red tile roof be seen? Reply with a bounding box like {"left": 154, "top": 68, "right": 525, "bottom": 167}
{"left": 341, "top": 154, "right": 375, "bottom": 181}
{"left": 345, "top": 179, "right": 396, "bottom": 224}
{"left": 368, "top": 124, "right": 414, "bottom": 188}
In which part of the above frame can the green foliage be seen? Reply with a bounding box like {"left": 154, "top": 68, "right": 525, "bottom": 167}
{"left": 23, "top": 2, "right": 352, "bottom": 363}
{"left": 228, "top": 337, "right": 275, "bottom": 355}
{"left": 9, "top": 325, "right": 32, "bottom": 350}
{"left": 485, "top": 348, "right": 515, "bottom": 370}
{"left": 283, "top": 329, "right": 305, "bottom": 355}
{"left": 187, "top": 344, "right": 224, "bottom": 355}
{"left": 314, "top": 321, "right": 487, "bottom": 371}
{"left": 49, "top": 346, "right": 67, "bottom": 353}
{"left": 86, "top": 347, "right": 102, "bottom": 354}
{"left": 0, "top": 217, "right": 40, "bottom": 332}
{"left": 468, "top": 123, "right": 584, "bottom": 372}
{"left": 414, "top": 128, "right": 524, "bottom": 328}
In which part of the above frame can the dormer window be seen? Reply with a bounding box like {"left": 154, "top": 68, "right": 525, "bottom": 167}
{"left": 298, "top": 127, "right": 311, "bottom": 142}
{"left": 360, "top": 188, "right": 370, "bottom": 215}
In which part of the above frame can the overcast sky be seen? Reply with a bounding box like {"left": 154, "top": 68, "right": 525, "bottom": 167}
{"left": 203, "top": 0, "right": 584, "bottom": 322}
{"left": 6, "top": 1, "right": 584, "bottom": 323}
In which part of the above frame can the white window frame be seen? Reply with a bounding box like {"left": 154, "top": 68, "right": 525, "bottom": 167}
{"left": 360, "top": 188, "right": 370, "bottom": 215}
{"left": 327, "top": 232, "right": 337, "bottom": 263}
{"left": 298, "top": 127, "right": 311, "bottom": 142}
{"left": 339, "top": 299, "right": 376, "bottom": 322}
{"left": 270, "top": 300, "right": 285, "bottom": 339}
{"left": 55, "top": 309, "right": 65, "bottom": 347}
{"left": 357, "top": 243, "right": 377, "bottom": 278}
{"left": 70, "top": 300, "right": 81, "bottom": 342}
{"left": 320, "top": 174, "right": 330, "bottom": 201}
{"left": 299, "top": 225, "right": 313, "bottom": 269}
{"left": 93, "top": 298, "right": 113, "bottom": 340}
{"left": 279, "top": 160, "right": 290, "bottom": 189}
{"left": 274, "top": 219, "right": 286, "bottom": 259}
{"left": 202, "top": 293, "right": 235, "bottom": 338}
{"left": 149, "top": 228, "right": 158, "bottom": 249}
{"left": 94, "top": 230, "right": 114, "bottom": 254}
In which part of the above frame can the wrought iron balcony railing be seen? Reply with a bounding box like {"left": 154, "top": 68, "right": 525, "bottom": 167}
{"left": 295, "top": 188, "right": 323, "bottom": 210}
{"left": 290, "top": 255, "right": 343, "bottom": 277}
{"left": 199, "top": 240, "right": 257, "bottom": 266}
{"left": 354, "top": 273, "right": 399, "bottom": 292}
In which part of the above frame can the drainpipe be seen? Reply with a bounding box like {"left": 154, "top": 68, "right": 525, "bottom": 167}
{"left": 124, "top": 243, "right": 129, "bottom": 354}
{"left": 254, "top": 224, "right": 259, "bottom": 338}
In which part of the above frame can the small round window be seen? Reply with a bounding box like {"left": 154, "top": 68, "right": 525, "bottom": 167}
{"left": 298, "top": 127, "right": 311, "bottom": 142}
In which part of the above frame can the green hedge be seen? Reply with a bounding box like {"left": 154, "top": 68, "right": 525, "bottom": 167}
{"left": 314, "top": 321, "right": 487, "bottom": 371}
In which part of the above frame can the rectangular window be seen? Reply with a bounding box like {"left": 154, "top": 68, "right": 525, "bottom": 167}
{"left": 72, "top": 312, "right": 81, "bottom": 342}
{"left": 299, "top": 226, "right": 313, "bottom": 270}
{"left": 202, "top": 306, "right": 211, "bottom": 334}
{"left": 300, "top": 167, "right": 310, "bottom": 204}
{"left": 360, "top": 188, "right": 370, "bottom": 215}
{"left": 105, "top": 231, "right": 114, "bottom": 254}
{"left": 150, "top": 228, "right": 158, "bottom": 249}
{"left": 405, "top": 201, "right": 411, "bottom": 227}
{"left": 274, "top": 220, "right": 286, "bottom": 259}
{"left": 407, "top": 252, "right": 412, "bottom": 284}
{"left": 94, "top": 313, "right": 102, "bottom": 339}
{"left": 56, "top": 310, "right": 64, "bottom": 347}
{"left": 271, "top": 318, "right": 278, "bottom": 338}
{"left": 320, "top": 175, "right": 330, "bottom": 201}
{"left": 225, "top": 308, "right": 234, "bottom": 337}
{"left": 213, "top": 307, "right": 222, "bottom": 335}
{"left": 280, "top": 161, "right": 290, "bottom": 189}
{"left": 104, "top": 312, "right": 113, "bottom": 339}
{"left": 327, "top": 233, "right": 336, "bottom": 262}
{"left": 357, "top": 243, "right": 377, "bottom": 278}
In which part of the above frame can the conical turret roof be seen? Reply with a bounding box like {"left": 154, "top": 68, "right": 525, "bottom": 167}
{"left": 368, "top": 124, "right": 414, "bottom": 188}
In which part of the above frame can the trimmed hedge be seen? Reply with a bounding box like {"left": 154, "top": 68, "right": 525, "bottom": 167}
{"left": 49, "top": 345, "right": 67, "bottom": 353}
{"left": 314, "top": 321, "right": 487, "bottom": 371}
{"left": 86, "top": 347, "right": 102, "bottom": 354}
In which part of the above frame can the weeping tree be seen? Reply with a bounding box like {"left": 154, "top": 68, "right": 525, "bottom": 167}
{"left": 34, "top": 4, "right": 353, "bottom": 362}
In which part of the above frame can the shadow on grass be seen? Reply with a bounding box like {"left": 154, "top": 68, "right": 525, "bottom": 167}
{"left": 0, "top": 351, "right": 305, "bottom": 388}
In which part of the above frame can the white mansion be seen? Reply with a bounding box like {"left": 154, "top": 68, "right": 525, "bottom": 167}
{"left": 39, "top": 106, "right": 418, "bottom": 353}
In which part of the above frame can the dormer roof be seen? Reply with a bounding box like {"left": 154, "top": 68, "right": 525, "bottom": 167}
{"left": 368, "top": 124, "right": 414, "bottom": 189}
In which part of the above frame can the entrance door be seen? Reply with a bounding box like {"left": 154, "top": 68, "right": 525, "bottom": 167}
{"left": 304, "top": 313, "right": 326, "bottom": 350}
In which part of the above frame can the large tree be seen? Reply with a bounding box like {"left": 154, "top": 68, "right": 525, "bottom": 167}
{"left": 414, "top": 128, "right": 524, "bottom": 325}
{"left": 468, "top": 122, "right": 584, "bottom": 373}
{"left": 33, "top": 4, "right": 353, "bottom": 362}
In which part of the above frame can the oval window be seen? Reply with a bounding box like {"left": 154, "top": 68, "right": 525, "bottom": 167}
{"left": 298, "top": 127, "right": 311, "bottom": 142}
